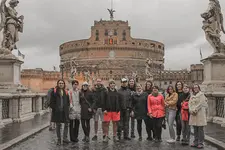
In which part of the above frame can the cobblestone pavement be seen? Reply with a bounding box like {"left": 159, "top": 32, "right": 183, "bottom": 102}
{"left": 9, "top": 121, "right": 218, "bottom": 150}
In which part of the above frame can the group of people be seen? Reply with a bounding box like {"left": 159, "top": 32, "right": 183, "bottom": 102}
{"left": 48, "top": 78, "right": 208, "bottom": 149}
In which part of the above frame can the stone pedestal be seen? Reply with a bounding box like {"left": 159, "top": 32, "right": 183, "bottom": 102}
{"left": 0, "top": 54, "right": 27, "bottom": 93}
{"left": 201, "top": 54, "right": 225, "bottom": 93}
{"left": 201, "top": 53, "right": 225, "bottom": 126}
{"left": 0, "top": 99, "right": 5, "bottom": 128}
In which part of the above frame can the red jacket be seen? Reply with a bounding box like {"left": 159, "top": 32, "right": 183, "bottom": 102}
{"left": 147, "top": 94, "right": 165, "bottom": 118}
{"left": 181, "top": 101, "right": 189, "bottom": 121}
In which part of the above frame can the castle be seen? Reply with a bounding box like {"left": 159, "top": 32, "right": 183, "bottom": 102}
{"left": 21, "top": 11, "right": 204, "bottom": 92}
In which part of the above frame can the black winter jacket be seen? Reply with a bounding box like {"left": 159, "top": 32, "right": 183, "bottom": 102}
{"left": 118, "top": 87, "right": 132, "bottom": 110}
{"left": 132, "top": 92, "right": 148, "bottom": 120}
{"left": 50, "top": 88, "right": 70, "bottom": 123}
{"left": 80, "top": 90, "right": 96, "bottom": 119}
{"left": 102, "top": 88, "right": 123, "bottom": 112}
{"left": 93, "top": 86, "right": 107, "bottom": 109}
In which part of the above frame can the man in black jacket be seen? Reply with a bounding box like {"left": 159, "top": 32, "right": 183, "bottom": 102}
{"left": 92, "top": 78, "right": 107, "bottom": 141}
{"left": 102, "top": 79, "right": 122, "bottom": 142}
{"left": 117, "top": 78, "right": 132, "bottom": 140}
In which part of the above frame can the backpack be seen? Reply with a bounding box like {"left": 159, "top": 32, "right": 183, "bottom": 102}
{"left": 45, "top": 88, "right": 54, "bottom": 108}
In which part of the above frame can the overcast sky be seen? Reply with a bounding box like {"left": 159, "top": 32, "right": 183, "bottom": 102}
{"left": 9, "top": 0, "right": 225, "bottom": 70}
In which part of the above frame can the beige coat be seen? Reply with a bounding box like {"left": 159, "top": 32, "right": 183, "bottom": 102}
{"left": 189, "top": 91, "right": 208, "bottom": 126}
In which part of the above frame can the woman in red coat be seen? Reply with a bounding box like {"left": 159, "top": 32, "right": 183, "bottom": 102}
{"left": 147, "top": 86, "right": 165, "bottom": 142}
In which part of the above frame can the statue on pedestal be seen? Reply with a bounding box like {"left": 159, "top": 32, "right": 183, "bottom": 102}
{"left": 84, "top": 70, "right": 90, "bottom": 83}
{"left": 107, "top": 8, "right": 115, "bottom": 21}
{"left": 201, "top": 0, "right": 225, "bottom": 54}
{"left": 0, "top": 0, "right": 24, "bottom": 54}
{"left": 145, "top": 58, "right": 154, "bottom": 81}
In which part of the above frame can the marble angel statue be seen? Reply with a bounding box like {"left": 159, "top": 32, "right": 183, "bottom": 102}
{"left": 201, "top": 0, "right": 225, "bottom": 53}
{"left": 0, "top": 0, "right": 24, "bottom": 51}
{"left": 145, "top": 58, "right": 154, "bottom": 81}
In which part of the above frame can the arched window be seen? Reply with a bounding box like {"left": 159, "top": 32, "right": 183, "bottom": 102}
{"left": 95, "top": 30, "right": 99, "bottom": 41}
{"left": 122, "top": 30, "right": 126, "bottom": 41}
{"left": 105, "top": 29, "right": 108, "bottom": 36}
{"left": 158, "top": 45, "right": 162, "bottom": 49}
{"left": 114, "top": 29, "right": 117, "bottom": 36}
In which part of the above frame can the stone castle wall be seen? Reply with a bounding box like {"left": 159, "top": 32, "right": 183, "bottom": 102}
{"left": 59, "top": 20, "right": 164, "bottom": 81}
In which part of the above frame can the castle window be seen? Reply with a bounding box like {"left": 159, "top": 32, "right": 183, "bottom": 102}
{"left": 109, "top": 38, "right": 113, "bottom": 45}
{"left": 164, "top": 82, "right": 167, "bottom": 85}
{"left": 158, "top": 45, "right": 162, "bottom": 49}
{"left": 114, "top": 29, "right": 117, "bottom": 36}
{"left": 150, "top": 43, "right": 155, "bottom": 48}
{"left": 122, "top": 30, "right": 126, "bottom": 41}
{"left": 95, "top": 30, "right": 99, "bottom": 41}
{"left": 114, "top": 38, "right": 117, "bottom": 44}
{"left": 169, "top": 81, "right": 172, "bottom": 84}
{"left": 105, "top": 29, "right": 108, "bottom": 36}
{"left": 139, "top": 43, "right": 141, "bottom": 46}
{"left": 104, "top": 38, "right": 108, "bottom": 44}
{"left": 132, "top": 42, "right": 135, "bottom": 45}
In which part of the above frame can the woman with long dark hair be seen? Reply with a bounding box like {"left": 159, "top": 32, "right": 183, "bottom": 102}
{"left": 189, "top": 84, "right": 208, "bottom": 149}
{"left": 147, "top": 86, "right": 165, "bottom": 142}
{"left": 131, "top": 84, "right": 149, "bottom": 141}
{"left": 49, "top": 79, "right": 70, "bottom": 146}
{"left": 128, "top": 78, "right": 136, "bottom": 138}
{"left": 144, "top": 80, "right": 155, "bottom": 140}
{"left": 165, "top": 85, "right": 178, "bottom": 143}
{"left": 175, "top": 81, "right": 184, "bottom": 141}
{"left": 145, "top": 80, "right": 153, "bottom": 95}
{"left": 79, "top": 82, "right": 96, "bottom": 142}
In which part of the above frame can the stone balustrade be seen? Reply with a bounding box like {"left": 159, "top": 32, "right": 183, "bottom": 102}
{"left": 205, "top": 92, "right": 225, "bottom": 127}
{"left": 0, "top": 92, "right": 49, "bottom": 128}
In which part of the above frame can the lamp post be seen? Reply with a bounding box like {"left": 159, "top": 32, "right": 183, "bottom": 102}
{"left": 60, "top": 63, "right": 64, "bottom": 80}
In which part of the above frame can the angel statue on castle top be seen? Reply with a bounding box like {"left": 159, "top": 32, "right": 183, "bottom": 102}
{"left": 0, "top": 0, "right": 24, "bottom": 52}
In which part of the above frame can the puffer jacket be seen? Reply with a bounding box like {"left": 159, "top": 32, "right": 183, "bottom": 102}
{"left": 181, "top": 101, "right": 189, "bottom": 121}
{"left": 165, "top": 92, "right": 178, "bottom": 110}
{"left": 147, "top": 94, "right": 165, "bottom": 118}
{"left": 118, "top": 87, "right": 132, "bottom": 110}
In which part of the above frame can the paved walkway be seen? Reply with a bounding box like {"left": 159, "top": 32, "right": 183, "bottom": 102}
{"left": 8, "top": 121, "right": 218, "bottom": 150}
{"left": 0, "top": 113, "right": 50, "bottom": 145}
{"left": 0, "top": 113, "right": 224, "bottom": 150}
{"left": 204, "top": 122, "right": 225, "bottom": 143}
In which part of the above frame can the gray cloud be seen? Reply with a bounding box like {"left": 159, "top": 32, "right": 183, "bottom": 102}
{"left": 10, "top": 0, "right": 225, "bottom": 70}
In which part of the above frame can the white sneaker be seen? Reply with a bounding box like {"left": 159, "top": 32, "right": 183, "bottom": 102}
{"left": 167, "top": 139, "right": 176, "bottom": 143}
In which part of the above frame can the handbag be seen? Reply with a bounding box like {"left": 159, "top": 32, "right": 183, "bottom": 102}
{"left": 162, "top": 117, "right": 166, "bottom": 129}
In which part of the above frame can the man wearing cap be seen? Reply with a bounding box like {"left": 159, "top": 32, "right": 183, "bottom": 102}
{"left": 92, "top": 78, "right": 107, "bottom": 141}
{"left": 102, "top": 79, "right": 122, "bottom": 142}
{"left": 117, "top": 78, "right": 132, "bottom": 140}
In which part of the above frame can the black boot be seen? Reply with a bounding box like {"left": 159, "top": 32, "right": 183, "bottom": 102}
{"left": 56, "top": 139, "right": 61, "bottom": 146}
{"left": 176, "top": 135, "right": 181, "bottom": 141}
